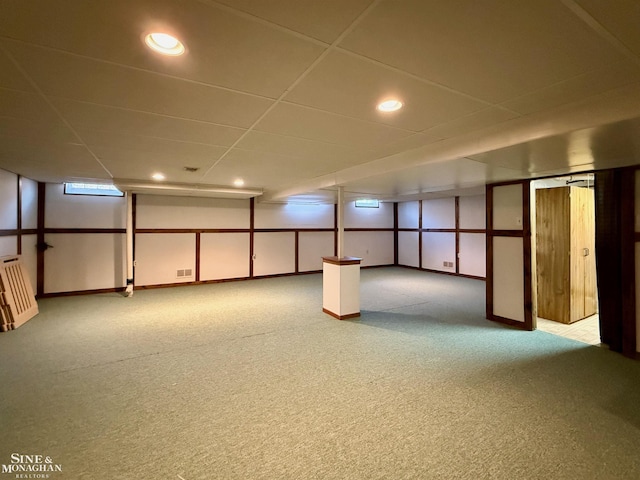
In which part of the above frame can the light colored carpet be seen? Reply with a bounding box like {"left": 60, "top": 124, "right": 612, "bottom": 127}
{"left": 1, "top": 267, "right": 639, "bottom": 479}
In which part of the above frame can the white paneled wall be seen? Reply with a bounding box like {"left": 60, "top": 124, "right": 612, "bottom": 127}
{"left": 299, "top": 232, "right": 334, "bottom": 272}
{"left": 422, "top": 198, "right": 456, "bottom": 273}
{"left": 0, "top": 236, "right": 17, "bottom": 257}
{"left": 20, "top": 235, "right": 38, "bottom": 293}
{"left": 45, "top": 183, "right": 126, "bottom": 229}
{"left": 422, "top": 232, "right": 456, "bottom": 272}
{"left": 344, "top": 201, "right": 393, "bottom": 228}
{"left": 459, "top": 233, "right": 486, "bottom": 277}
{"left": 493, "top": 184, "right": 523, "bottom": 230}
{"left": 459, "top": 194, "right": 486, "bottom": 229}
{"left": 398, "top": 201, "right": 419, "bottom": 229}
{"left": 254, "top": 232, "right": 295, "bottom": 276}
{"left": 135, "top": 233, "right": 196, "bottom": 286}
{"left": 136, "top": 196, "right": 249, "bottom": 229}
{"left": 344, "top": 231, "right": 394, "bottom": 267}
{"left": 398, "top": 232, "right": 419, "bottom": 267}
{"left": 493, "top": 236, "right": 524, "bottom": 322}
{"left": 422, "top": 197, "right": 455, "bottom": 229}
{"left": 44, "top": 233, "right": 126, "bottom": 293}
{"left": 200, "top": 233, "right": 250, "bottom": 281}
{"left": 0, "top": 169, "right": 17, "bottom": 230}
{"left": 21, "top": 178, "right": 38, "bottom": 229}
{"left": 255, "top": 203, "right": 333, "bottom": 228}
{"left": 397, "top": 195, "right": 486, "bottom": 277}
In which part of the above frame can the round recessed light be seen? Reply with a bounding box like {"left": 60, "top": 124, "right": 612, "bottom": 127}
{"left": 233, "top": 179, "right": 245, "bottom": 187}
{"left": 377, "top": 99, "right": 403, "bottom": 112}
{"left": 151, "top": 173, "right": 166, "bottom": 181}
{"left": 144, "top": 32, "right": 185, "bottom": 56}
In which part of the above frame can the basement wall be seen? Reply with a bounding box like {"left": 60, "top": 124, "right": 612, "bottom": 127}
{"left": 5, "top": 179, "right": 395, "bottom": 293}
{"left": 0, "top": 169, "right": 38, "bottom": 292}
{"left": 397, "top": 195, "right": 486, "bottom": 278}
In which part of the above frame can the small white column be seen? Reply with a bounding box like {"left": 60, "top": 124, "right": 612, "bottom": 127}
{"left": 322, "top": 256, "right": 361, "bottom": 319}
{"left": 124, "top": 192, "right": 134, "bottom": 297}
{"left": 322, "top": 187, "right": 361, "bottom": 319}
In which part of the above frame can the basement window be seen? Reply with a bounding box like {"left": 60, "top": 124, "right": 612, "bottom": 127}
{"left": 355, "top": 199, "right": 379, "bottom": 208}
{"left": 64, "top": 183, "right": 124, "bottom": 197}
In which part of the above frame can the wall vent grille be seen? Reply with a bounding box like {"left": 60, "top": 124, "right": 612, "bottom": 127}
{"left": 0, "top": 255, "right": 38, "bottom": 332}
{"left": 176, "top": 268, "right": 193, "bottom": 278}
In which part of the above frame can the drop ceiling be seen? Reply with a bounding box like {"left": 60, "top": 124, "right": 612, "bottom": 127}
{"left": 1, "top": 0, "right": 640, "bottom": 203}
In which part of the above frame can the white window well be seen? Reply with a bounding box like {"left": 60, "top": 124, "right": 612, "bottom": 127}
{"left": 355, "top": 199, "right": 379, "bottom": 208}
{"left": 64, "top": 183, "right": 124, "bottom": 197}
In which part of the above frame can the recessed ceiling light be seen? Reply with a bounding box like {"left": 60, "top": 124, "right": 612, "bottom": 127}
{"left": 233, "top": 179, "right": 245, "bottom": 187}
{"left": 377, "top": 99, "right": 403, "bottom": 112}
{"left": 151, "top": 173, "right": 166, "bottom": 181}
{"left": 144, "top": 32, "right": 185, "bottom": 56}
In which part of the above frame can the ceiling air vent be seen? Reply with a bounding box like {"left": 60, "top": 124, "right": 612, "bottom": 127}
{"left": 183, "top": 166, "right": 199, "bottom": 172}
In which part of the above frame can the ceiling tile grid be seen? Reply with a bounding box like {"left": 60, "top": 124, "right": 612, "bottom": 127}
{"left": 0, "top": 0, "right": 640, "bottom": 198}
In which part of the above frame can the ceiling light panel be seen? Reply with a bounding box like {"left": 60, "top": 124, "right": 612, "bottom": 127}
{"left": 377, "top": 100, "right": 403, "bottom": 112}
{"left": 144, "top": 32, "right": 185, "bottom": 56}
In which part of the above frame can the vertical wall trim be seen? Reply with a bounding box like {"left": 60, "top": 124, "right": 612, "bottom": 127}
{"left": 393, "top": 202, "right": 398, "bottom": 266}
{"left": 36, "top": 182, "right": 45, "bottom": 297}
{"left": 454, "top": 196, "right": 460, "bottom": 274}
{"left": 16, "top": 175, "right": 22, "bottom": 254}
{"left": 333, "top": 204, "right": 338, "bottom": 256}
{"left": 486, "top": 185, "right": 494, "bottom": 320}
{"left": 132, "top": 193, "right": 137, "bottom": 283}
{"left": 522, "top": 181, "right": 534, "bottom": 331}
{"left": 418, "top": 200, "right": 423, "bottom": 269}
{"left": 195, "top": 232, "right": 201, "bottom": 282}
{"left": 249, "top": 197, "right": 255, "bottom": 278}
{"left": 295, "top": 231, "right": 299, "bottom": 273}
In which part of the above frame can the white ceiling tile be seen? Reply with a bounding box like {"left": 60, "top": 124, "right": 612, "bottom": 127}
{"left": 0, "top": 116, "right": 77, "bottom": 145}
{"left": 423, "top": 108, "right": 521, "bottom": 139}
{"left": 5, "top": 42, "right": 274, "bottom": 127}
{"left": 205, "top": 149, "right": 315, "bottom": 188}
{"left": 0, "top": 47, "right": 34, "bottom": 92}
{"left": 356, "top": 133, "right": 442, "bottom": 163}
{"left": 0, "top": 88, "right": 62, "bottom": 124}
{"left": 234, "top": 130, "right": 367, "bottom": 163}
{"left": 573, "top": 0, "right": 640, "bottom": 58}
{"left": 501, "top": 62, "right": 640, "bottom": 115}
{"left": 0, "top": 0, "right": 325, "bottom": 98}
{"left": 0, "top": 140, "right": 108, "bottom": 181}
{"left": 214, "top": 0, "right": 373, "bottom": 43}
{"left": 339, "top": 0, "right": 627, "bottom": 103}
{"left": 284, "top": 51, "right": 487, "bottom": 131}
{"left": 52, "top": 99, "right": 245, "bottom": 147}
{"left": 254, "top": 102, "right": 414, "bottom": 148}
{"left": 78, "top": 129, "right": 228, "bottom": 163}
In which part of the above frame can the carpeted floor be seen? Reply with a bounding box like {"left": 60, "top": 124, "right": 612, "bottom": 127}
{"left": 1, "top": 267, "right": 639, "bottom": 479}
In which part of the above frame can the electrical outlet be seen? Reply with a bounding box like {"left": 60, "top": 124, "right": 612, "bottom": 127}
{"left": 443, "top": 261, "right": 447, "bottom": 267}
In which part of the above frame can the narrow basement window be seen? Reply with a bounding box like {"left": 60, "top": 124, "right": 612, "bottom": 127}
{"left": 64, "top": 183, "right": 124, "bottom": 197}
{"left": 355, "top": 199, "right": 379, "bottom": 208}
